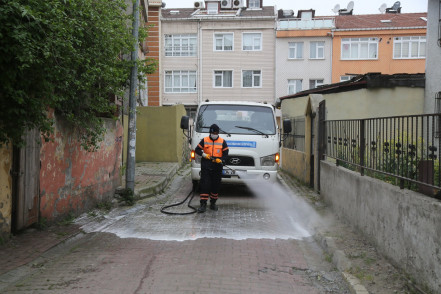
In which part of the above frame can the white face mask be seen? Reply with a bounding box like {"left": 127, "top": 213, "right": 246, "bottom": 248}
{"left": 210, "top": 134, "right": 219, "bottom": 140}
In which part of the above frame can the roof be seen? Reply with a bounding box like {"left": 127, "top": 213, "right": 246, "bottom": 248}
{"left": 162, "top": 6, "right": 276, "bottom": 20}
{"left": 279, "top": 73, "right": 425, "bottom": 102}
{"left": 335, "top": 13, "right": 427, "bottom": 30}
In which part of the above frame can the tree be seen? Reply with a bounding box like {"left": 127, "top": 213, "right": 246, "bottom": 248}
{"left": 0, "top": 0, "right": 156, "bottom": 150}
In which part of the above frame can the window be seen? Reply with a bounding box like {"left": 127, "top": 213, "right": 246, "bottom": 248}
{"left": 243, "top": 33, "right": 262, "bottom": 51}
{"left": 341, "top": 38, "right": 379, "bottom": 60}
{"left": 242, "top": 70, "right": 261, "bottom": 88}
{"left": 165, "top": 71, "right": 197, "bottom": 93}
{"left": 310, "top": 41, "right": 325, "bottom": 59}
{"left": 248, "top": 0, "right": 260, "bottom": 9}
{"left": 288, "top": 79, "right": 302, "bottom": 94}
{"left": 165, "top": 34, "right": 197, "bottom": 57}
{"left": 207, "top": 2, "right": 218, "bottom": 14}
{"left": 288, "top": 42, "right": 303, "bottom": 59}
{"left": 214, "top": 33, "right": 233, "bottom": 51}
{"left": 393, "top": 36, "right": 426, "bottom": 59}
{"left": 340, "top": 75, "right": 356, "bottom": 82}
{"left": 309, "top": 79, "right": 324, "bottom": 89}
{"left": 214, "top": 71, "right": 233, "bottom": 88}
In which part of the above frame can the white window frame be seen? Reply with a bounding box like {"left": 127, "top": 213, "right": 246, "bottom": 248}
{"left": 393, "top": 36, "right": 426, "bottom": 59}
{"left": 164, "top": 70, "right": 197, "bottom": 93}
{"left": 341, "top": 38, "right": 379, "bottom": 60}
{"left": 288, "top": 79, "right": 302, "bottom": 94}
{"left": 164, "top": 34, "right": 197, "bottom": 57}
{"left": 248, "top": 0, "right": 260, "bottom": 9}
{"left": 309, "top": 79, "right": 324, "bottom": 89}
{"left": 242, "top": 70, "right": 262, "bottom": 88}
{"left": 214, "top": 70, "right": 233, "bottom": 88}
{"left": 207, "top": 2, "right": 219, "bottom": 14}
{"left": 310, "top": 41, "right": 325, "bottom": 59}
{"left": 242, "top": 32, "right": 262, "bottom": 51}
{"left": 340, "top": 75, "right": 356, "bottom": 82}
{"left": 288, "top": 42, "right": 304, "bottom": 59}
{"left": 214, "top": 33, "right": 234, "bottom": 51}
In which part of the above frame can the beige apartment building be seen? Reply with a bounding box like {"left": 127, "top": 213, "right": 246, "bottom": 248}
{"left": 161, "top": 0, "right": 276, "bottom": 114}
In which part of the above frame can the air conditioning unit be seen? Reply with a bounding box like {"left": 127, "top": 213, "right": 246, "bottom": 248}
{"left": 221, "top": 0, "right": 232, "bottom": 9}
{"left": 194, "top": 1, "right": 203, "bottom": 9}
{"left": 232, "top": 0, "right": 243, "bottom": 8}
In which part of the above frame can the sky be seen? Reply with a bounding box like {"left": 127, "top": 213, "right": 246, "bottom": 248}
{"left": 161, "top": 0, "right": 427, "bottom": 16}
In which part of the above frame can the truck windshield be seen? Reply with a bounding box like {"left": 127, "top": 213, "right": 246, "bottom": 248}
{"left": 195, "top": 105, "right": 276, "bottom": 135}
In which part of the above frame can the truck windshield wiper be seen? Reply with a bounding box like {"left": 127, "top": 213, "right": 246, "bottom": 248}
{"left": 234, "top": 126, "right": 268, "bottom": 137}
{"left": 201, "top": 126, "right": 231, "bottom": 137}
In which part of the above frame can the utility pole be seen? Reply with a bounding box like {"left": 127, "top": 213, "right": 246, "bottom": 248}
{"left": 126, "top": 0, "right": 140, "bottom": 192}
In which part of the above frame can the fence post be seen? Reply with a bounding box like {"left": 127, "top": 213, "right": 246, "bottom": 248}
{"left": 360, "top": 119, "right": 365, "bottom": 176}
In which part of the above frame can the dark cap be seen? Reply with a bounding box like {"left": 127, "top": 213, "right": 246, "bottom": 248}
{"left": 209, "top": 124, "right": 220, "bottom": 134}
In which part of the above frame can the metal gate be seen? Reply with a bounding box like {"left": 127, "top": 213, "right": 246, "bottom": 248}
{"left": 317, "top": 100, "right": 326, "bottom": 191}
{"left": 12, "top": 129, "right": 40, "bottom": 231}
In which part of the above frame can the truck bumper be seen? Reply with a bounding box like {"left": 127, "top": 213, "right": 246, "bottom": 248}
{"left": 191, "top": 167, "right": 278, "bottom": 183}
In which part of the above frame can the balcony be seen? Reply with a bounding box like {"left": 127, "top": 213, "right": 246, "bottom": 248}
{"left": 277, "top": 17, "right": 335, "bottom": 30}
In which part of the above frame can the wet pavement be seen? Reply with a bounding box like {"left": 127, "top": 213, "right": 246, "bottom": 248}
{"left": 0, "top": 163, "right": 353, "bottom": 293}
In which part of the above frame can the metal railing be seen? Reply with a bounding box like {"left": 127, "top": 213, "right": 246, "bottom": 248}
{"left": 277, "top": 17, "right": 335, "bottom": 30}
{"left": 325, "top": 114, "right": 441, "bottom": 197}
{"left": 283, "top": 116, "right": 305, "bottom": 152}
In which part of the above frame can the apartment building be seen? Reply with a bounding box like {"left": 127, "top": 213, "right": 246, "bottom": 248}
{"left": 275, "top": 9, "right": 334, "bottom": 98}
{"left": 160, "top": 0, "right": 276, "bottom": 113}
{"left": 332, "top": 12, "right": 427, "bottom": 83}
{"left": 275, "top": 3, "right": 427, "bottom": 97}
{"left": 144, "top": 0, "right": 163, "bottom": 106}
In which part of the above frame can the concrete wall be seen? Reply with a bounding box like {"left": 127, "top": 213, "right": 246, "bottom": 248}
{"left": 135, "top": 105, "right": 187, "bottom": 163}
{"left": 40, "top": 117, "right": 123, "bottom": 221}
{"left": 424, "top": 0, "right": 441, "bottom": 114}
{"left": 281, "top": 148, "right": 309, "bottom": 185}
{"left": 282, "top": 87, "right": 424, "bottom": 120}
{"left": 320, "top": 161, "right": 441, "bottom": 293}
{"left": 0, "top": 143, "right": 12, "bottom": 241}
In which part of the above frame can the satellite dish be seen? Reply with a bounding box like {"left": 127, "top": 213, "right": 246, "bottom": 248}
{"left": 332, "top": 4, "right": 340, "bottom": 14}
{"left": 346, "top": 1, "right": 354, "bottom": 11}
{"left": 379, "top": 3, "right": 387, "bottom": 13}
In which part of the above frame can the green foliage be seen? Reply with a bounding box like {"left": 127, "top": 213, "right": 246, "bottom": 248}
{"left": 116, "top": 188, "right": 135, "bottom": 206}
{"left": 0, "top": 0, "right": 156, "bottom": 150}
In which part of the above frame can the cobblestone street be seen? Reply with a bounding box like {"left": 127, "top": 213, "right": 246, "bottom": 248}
{"left": 0, "top": 167, "right": 351, "bottom": 293}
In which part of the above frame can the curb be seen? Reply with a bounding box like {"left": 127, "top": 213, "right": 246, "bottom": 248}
{"left": 135, "top": 164, "right": 180, "bottom": 198}
{"left": 276, "top": 172, "right": 370, "bottom": 294}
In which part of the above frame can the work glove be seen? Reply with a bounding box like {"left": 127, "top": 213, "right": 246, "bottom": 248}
{"left": 202, "top": 153, "right": 211, "bottom": 160}
{"left": 215, "top": 158, "right": 222, "bottom": 164}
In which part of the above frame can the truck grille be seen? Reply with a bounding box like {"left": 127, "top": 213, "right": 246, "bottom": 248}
{"left": 225, "top": 156, "right": 254, "bottom": 167}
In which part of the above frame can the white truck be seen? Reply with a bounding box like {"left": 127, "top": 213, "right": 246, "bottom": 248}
{"left": 180, "top": 101, "right": 291, "bottom": 188}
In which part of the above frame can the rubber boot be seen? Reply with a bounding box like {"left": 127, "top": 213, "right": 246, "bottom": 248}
{"left": 198, "top": 200, "right": 207, "bottom": 213}
{"left": 209, "top": 199, "right": 218, "bottom": 211}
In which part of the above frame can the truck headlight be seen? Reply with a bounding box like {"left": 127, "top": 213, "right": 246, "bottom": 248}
{"left": 260, "top": 154, "right": 276, "bottom": 166}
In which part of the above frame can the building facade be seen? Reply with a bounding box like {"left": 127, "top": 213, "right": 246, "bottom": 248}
{"left": 161, "top": 0, "right": 276, "bottom": 113}
{"left": 425, "top": 0, "right": 441, "bottom": 114}
{"left": 275, "top": 9, "right": 334, "bottom": 99}
{"left": 332, "top": 13, "right": 427, "bottom": 83}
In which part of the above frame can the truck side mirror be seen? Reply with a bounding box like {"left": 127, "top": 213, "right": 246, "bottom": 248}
{"left": 180, "top": 116, "right": 190, "bottom": 130}
{"left": 283, "top": 119, "right": 292, "bottom": 134}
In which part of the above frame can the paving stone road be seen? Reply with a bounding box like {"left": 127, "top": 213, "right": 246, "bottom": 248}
{"left": 0, "top": 168, "right": 351, "bottom": 293}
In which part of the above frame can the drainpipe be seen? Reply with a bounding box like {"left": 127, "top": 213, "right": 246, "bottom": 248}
{"left": 126, "top": 0, "right": 140, "bottom": 192}
{"left": 198, "top": 19, "right": 202, "bottom": 105}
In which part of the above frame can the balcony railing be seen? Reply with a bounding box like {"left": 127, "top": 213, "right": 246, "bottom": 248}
{"left": 277, "top": 17, "right": 335, "bottom": 30}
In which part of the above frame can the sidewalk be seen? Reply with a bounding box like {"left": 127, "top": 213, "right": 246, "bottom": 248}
{"left": 0, "top": 161, "right": 180, "bottom": 276}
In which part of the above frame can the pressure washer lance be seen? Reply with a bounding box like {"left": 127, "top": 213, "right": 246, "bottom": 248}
{"left": 160, "top": 160, "right": 238, "bottom": 215}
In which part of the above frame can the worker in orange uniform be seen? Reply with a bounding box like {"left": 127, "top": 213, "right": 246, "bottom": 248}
{"left": 195, "top": 124, "right": 229, "bottom": 213}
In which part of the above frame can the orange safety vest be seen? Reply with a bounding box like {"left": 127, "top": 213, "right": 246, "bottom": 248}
{"left": 203, "top": 137, "right": 225, "bottom": 158}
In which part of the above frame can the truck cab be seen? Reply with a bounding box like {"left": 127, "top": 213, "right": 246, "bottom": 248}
{"left": 181, "top": 101, "right": 291, "bottom": 186}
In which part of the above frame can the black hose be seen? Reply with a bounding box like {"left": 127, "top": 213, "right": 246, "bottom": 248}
{"left": 160, "top": 188, "right": 198, "bottom": 215}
